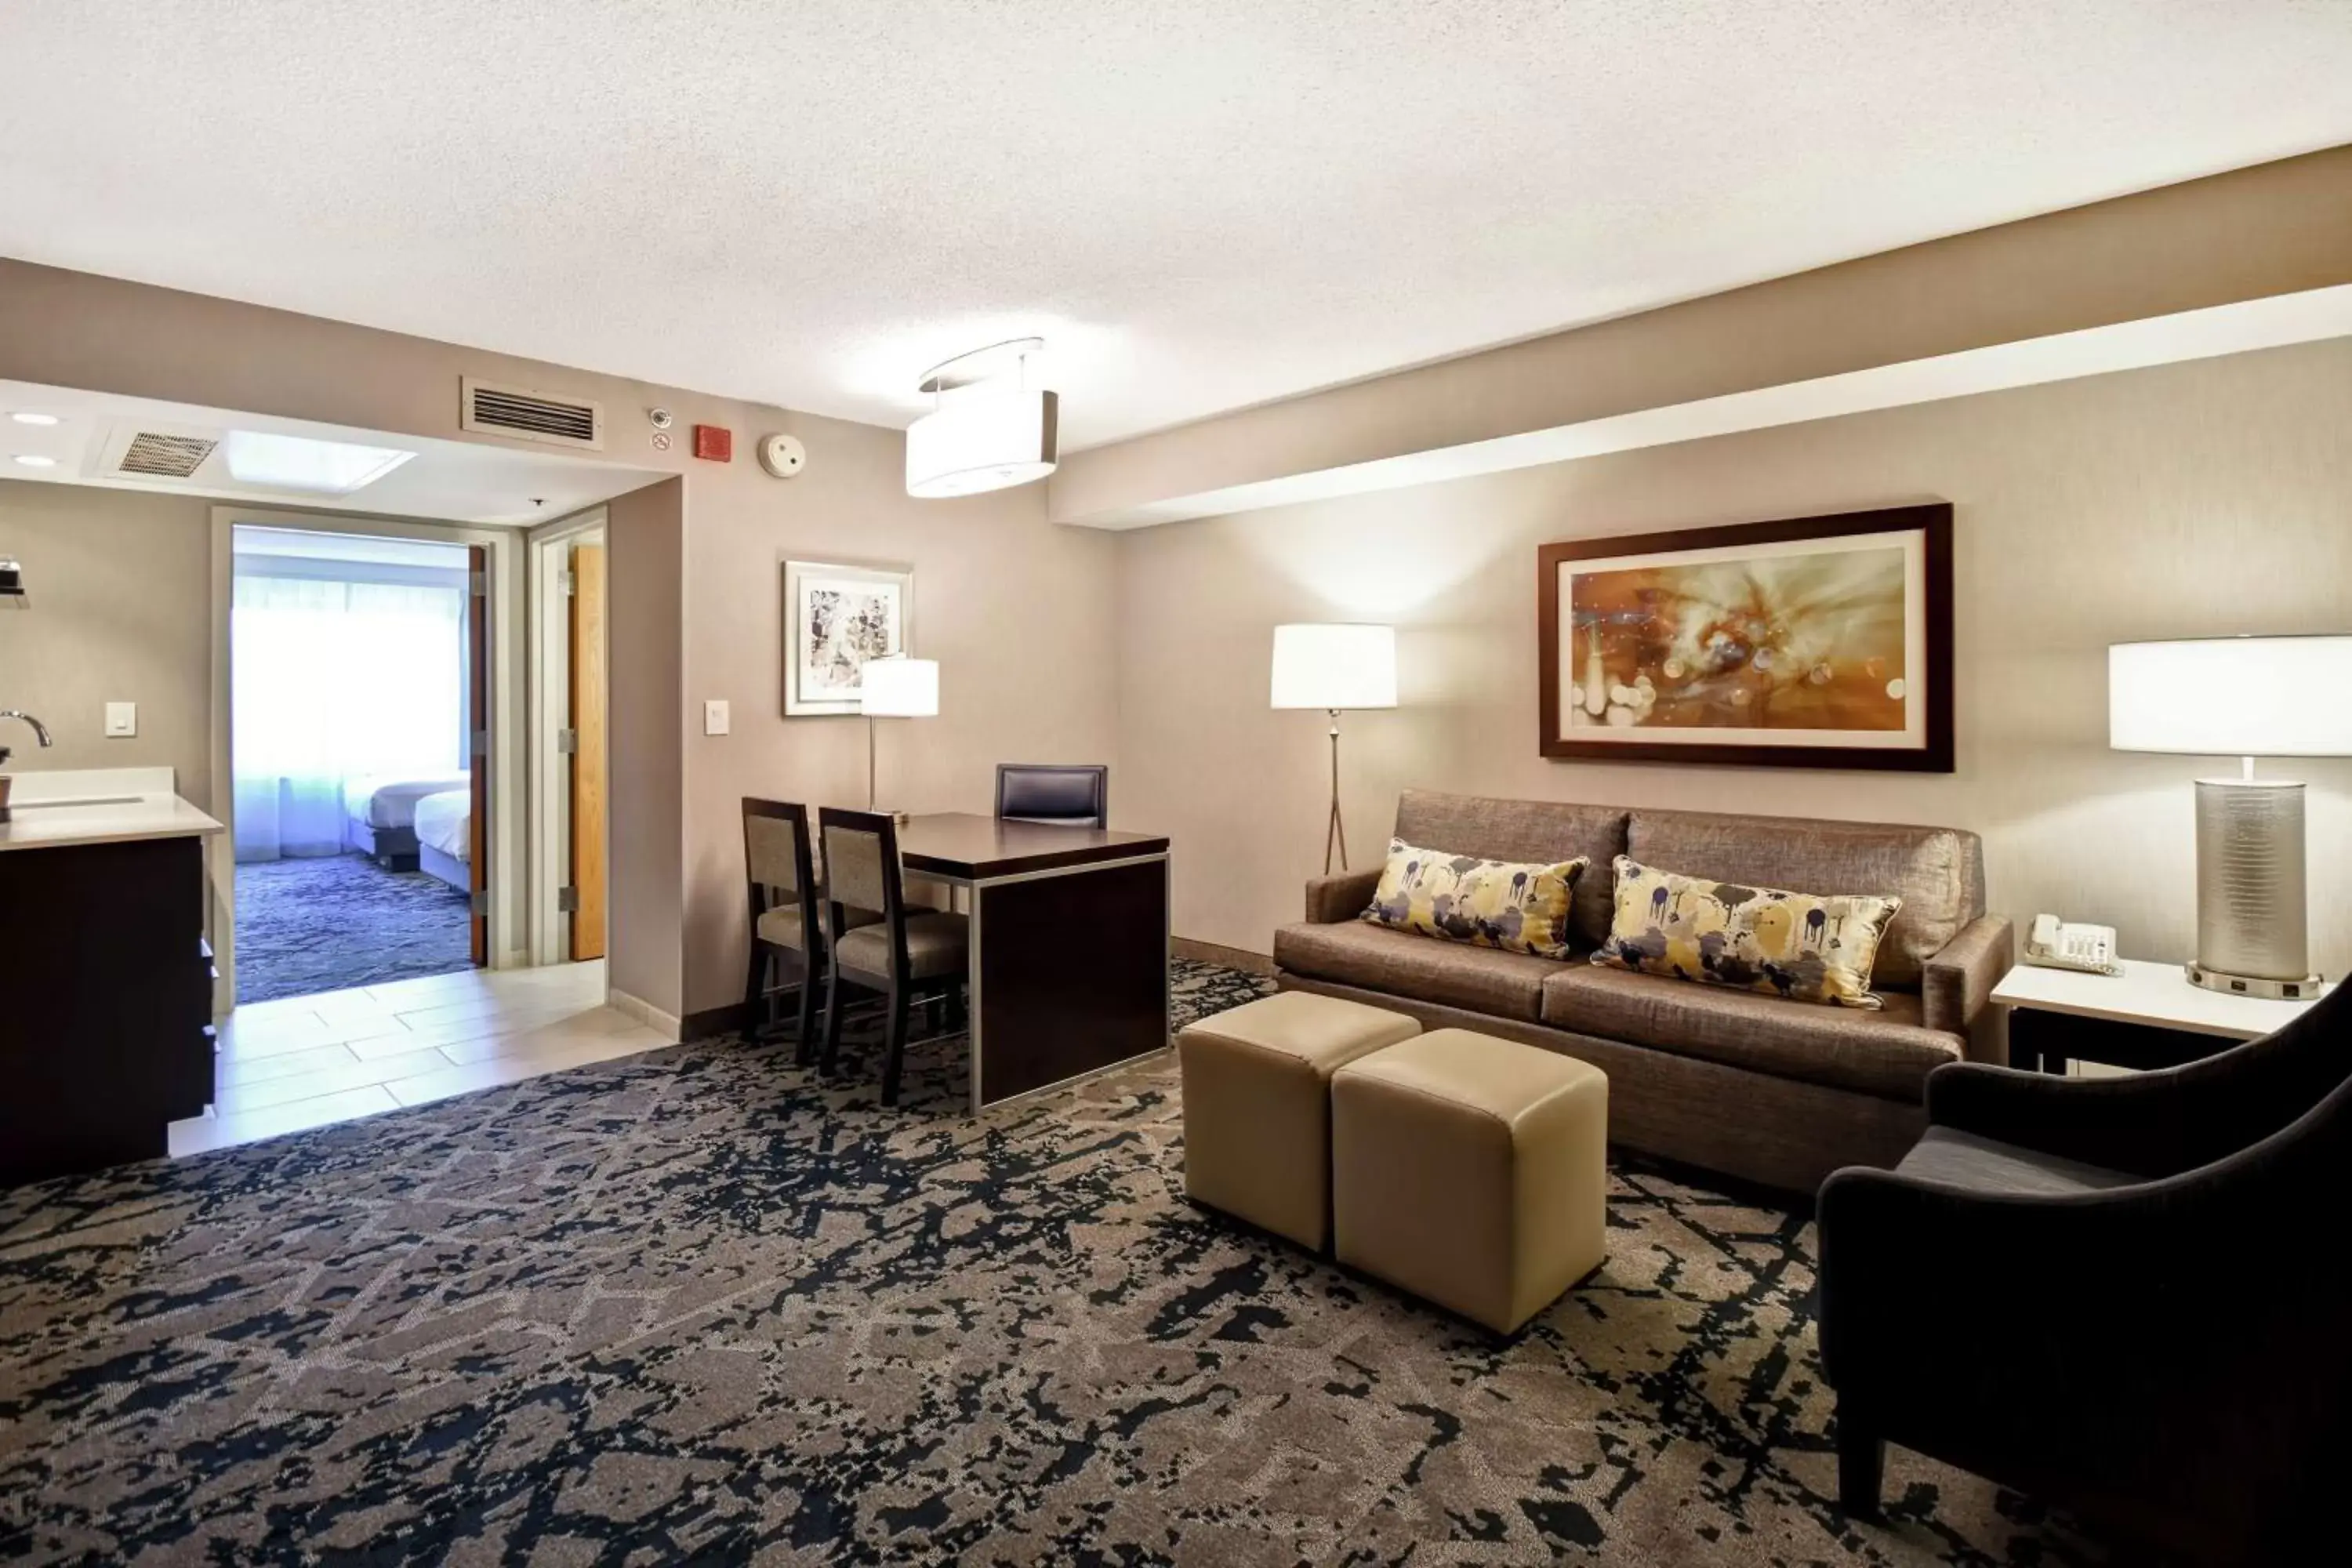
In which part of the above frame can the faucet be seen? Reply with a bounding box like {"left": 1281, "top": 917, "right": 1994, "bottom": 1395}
{"left": 0, "top": 710, "right": 53, "bottom": 769}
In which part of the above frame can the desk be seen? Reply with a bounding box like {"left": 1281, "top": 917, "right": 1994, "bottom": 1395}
{"left": 895, "top": 813, "right": 1171, "bottom": 1112}
{"left": 1991, "top": 958, "right": 2326, "bottom": 1076}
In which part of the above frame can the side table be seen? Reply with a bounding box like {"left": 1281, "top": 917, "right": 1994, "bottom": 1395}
{"left": 1991, "top": 958, "right": 2326, "bottom": 1076}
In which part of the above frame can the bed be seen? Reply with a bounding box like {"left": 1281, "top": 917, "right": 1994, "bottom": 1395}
{"left": 342, "top": 772, "right": 470, "bottom": 869}
{"left": 412, "top": 787, "right": 474, "bottom": 892}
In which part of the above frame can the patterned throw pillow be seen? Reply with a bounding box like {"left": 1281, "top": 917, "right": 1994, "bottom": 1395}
{"left": 1362, "top": 838, "right": 1588, "bottom": 960}
{"left": 1592, "top": 855, "right": 1902, "bottom": 1008}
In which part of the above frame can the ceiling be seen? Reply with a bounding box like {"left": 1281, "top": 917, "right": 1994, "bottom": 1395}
{"left": 1, "top": 2, "right": 2347, "bottom": 452}
{"left": 0, "top": 381, "right": 661, "bottom": 525}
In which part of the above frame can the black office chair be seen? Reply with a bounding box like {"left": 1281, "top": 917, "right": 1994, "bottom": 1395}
{"left": 995, "top": 763, "right": 1109, "bottom": 829}
{"left": 817, "top": 806, "right": 971, "bottom": 1106}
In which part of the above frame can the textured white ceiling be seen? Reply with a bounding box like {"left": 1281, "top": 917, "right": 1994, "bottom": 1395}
{"left": 2, "top": 2, "right": 2347, "bottom": 449}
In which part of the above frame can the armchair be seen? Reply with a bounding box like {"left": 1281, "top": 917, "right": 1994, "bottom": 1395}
{"left": 1817, "top": 980, "right": 2352, "bottom": 1563}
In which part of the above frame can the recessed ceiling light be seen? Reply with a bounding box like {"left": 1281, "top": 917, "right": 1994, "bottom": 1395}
{"left": 9, "top": 412, "right": 60, "bottom": 426}
{"left": 220, "top": 430, "right": 416, "bottom": 493}
{"left": 12, "top": 454, "right": 57, "bottom": 468}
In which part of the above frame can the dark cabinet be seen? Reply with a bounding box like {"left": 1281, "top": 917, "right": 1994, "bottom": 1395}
{"left": 0, "top": 833, "right": 215, "bottom": 1185}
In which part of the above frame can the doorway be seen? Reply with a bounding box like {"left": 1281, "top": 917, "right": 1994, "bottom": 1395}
{"left": 528, "top": 509, "right": 609, "bottom": 967}
{"left": 227, "top": 524, "right": 485, "bottom": 1003}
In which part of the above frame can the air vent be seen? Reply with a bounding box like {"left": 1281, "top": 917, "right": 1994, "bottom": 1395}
{"left": 117, "top": 431, "right": 219, "bottom": 478}
{"left": 459, "top": 376, "right": 603, "bottom": 450}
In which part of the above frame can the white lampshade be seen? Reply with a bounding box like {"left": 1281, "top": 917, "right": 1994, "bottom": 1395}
{"left": 2109, "top": 636, "right": 2352, "bottom": 757}
{"left": 1271, "top": 623, "right": 1398, "bottom": 711}
{"left": 860, "top": 656, "right": 938, "bottom": 718}
{"left": 905, "top": 390, "right": 1059, "bottom": 499}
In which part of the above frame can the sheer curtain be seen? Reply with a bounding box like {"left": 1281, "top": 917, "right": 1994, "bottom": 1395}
{"left": 233, "top": 572, "right": 467, "bottom": 861}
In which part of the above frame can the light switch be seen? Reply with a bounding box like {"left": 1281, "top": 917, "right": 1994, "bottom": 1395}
{"left": 703, "top": 699, "right": 731, "bottom": 736}
{"left": 105, "top": 701, "right": 137, "bottom": 738}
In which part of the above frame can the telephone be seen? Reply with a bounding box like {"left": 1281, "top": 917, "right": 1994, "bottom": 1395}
{"left": 2023, "top": 913, "right": 2122, "bottom": 977}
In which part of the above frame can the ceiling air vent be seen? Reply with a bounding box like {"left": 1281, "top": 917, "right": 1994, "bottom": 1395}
{"left": 116, "top": 431, "right": 219, "bottom": 479}
{"left": 459, "top": 376, "right": 603, "bottom": 451}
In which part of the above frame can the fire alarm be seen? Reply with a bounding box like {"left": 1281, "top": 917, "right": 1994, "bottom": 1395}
{"left": 692, "top": 424, "right": 732, "bottom": 462}
{"left": 757, "top": 432, "right": 807, "bottom": 478}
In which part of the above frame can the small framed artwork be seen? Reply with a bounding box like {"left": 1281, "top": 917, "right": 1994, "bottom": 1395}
{"left": 1537, "top": 503, "right": 1953, "bottom": 771}
{"left": 782, "top": 559, "right": 914, "bottom": 717}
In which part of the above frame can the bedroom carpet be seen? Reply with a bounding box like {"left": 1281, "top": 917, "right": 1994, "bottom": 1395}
{"left": 0, "top": 961, "right": 2105, "bottom": 1566}
{"left": 233, "top": 851, "right": 474, "bottom": 1003}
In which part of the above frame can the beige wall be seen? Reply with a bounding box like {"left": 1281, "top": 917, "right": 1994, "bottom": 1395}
{"left": 0, "top": 260, "right": 1121, "bottom": 1021}
{"left": 1115, "top": 337, "right": 2352, "bottom": 976}
{"left": 604, "top": 478, "right": 687, "bottom": 1016}
{"left": 0, "top": 479, "right": 216, "bottom": 804}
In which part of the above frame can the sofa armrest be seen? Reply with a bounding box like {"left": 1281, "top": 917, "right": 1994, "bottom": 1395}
{"left": 1304, "top": 869, "right": 1381, "bottom": 924}
{"left": 1922, "top": 914, "right": 2013, "bottom": 1056}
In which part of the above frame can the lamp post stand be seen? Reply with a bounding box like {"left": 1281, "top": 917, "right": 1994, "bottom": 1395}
{"left": 1323, "top": 708, "right": 1347, "bottom": 874}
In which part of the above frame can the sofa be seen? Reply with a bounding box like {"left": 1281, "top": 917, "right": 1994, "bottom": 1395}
{"left": 1272, "top": 790, "right": 2013, "bottom": 1192}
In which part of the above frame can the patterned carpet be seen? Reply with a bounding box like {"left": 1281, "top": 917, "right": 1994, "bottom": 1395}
{"left": 0, "top": 961, "right": 2106, "bottom": 1565}
{"left": 234, "top": 852, "right": 474, "bottom": 1003}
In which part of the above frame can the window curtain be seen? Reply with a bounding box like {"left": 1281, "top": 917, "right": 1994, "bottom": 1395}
{"left": 232, "top": 572, "right": 467, "bottom": 862}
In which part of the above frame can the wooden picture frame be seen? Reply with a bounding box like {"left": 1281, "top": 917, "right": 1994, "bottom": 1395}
{"left": 782, "top": 559, "right": 915, "bottom": 717}
{"left": 1537, "top": 503, "right": 1953, "bottom": 771}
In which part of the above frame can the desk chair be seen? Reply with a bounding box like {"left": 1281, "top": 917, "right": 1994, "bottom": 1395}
{"left": 995, "top": 763, "right": 1109, "bottom": 829}
{"left": 742, "top": 798, "right": 877, "bottom": 1062}
{"left": 818, "top": 806, "right": 971, "bottom": 1105}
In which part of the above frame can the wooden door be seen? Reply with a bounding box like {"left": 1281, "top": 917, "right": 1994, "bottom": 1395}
{"left": 568, "top": 542, "right": 609, "bottom": 960}
{"left": 467, "top": 544, "right": 490, "bottom": 967}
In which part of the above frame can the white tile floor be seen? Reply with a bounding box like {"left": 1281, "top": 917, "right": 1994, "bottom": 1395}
{"left": 169, "top": 960, "right": 673, "bottom": 1156}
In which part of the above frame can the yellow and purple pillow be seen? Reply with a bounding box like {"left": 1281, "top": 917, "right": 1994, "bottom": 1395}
{"left": 1592, "top": 855, "right": 1901, "bottom": 1008}
{"left": 1363, "top": 838, "right": 1588, "bottom": 960}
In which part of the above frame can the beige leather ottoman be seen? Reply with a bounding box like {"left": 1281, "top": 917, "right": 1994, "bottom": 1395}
{"left": 1178, "top": 991, "right": 1421, "bottom": 1250}
{"left": 1331, "top": 1029, "right": 1609, "bottom": 1334}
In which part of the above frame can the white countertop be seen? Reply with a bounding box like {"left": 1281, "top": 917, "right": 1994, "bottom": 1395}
{"left": 1991, "top": 956, "right": 2327, "bottom": 1040}
{"left": 0, "top": 767, "right": 224, "bottom": 852}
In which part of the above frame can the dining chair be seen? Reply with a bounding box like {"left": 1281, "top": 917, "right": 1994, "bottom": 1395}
{"left": 995, "top": 763, "right": 1109, "bottom": 828}
{"left": 817, "top": 805, "right": 971, "bottom": 1105}
{"left": 741, "top": 798, "right": 878, "bottom": 1062}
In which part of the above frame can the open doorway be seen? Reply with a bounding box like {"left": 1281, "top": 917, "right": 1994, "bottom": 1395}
{"left": 228, "top": 525, "right": 485, "bottom": 1002}
{"left": 527, "top": 509, "right": 608, "bottom": 967}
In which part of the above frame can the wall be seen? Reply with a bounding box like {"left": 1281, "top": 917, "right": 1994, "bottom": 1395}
{"left": 1115, "top": 337, "right": 2352, "bottom": 976}
{"left": 0, "top": 260, "right": 1123, "bottom": 1022}
{"left": 604, "top": 479, "right": 686, "bottom": 1017}
{"left": 0, "top": 480, "right": 219, "bottom": 805}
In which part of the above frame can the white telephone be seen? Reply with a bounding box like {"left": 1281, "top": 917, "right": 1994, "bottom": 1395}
{"left": 2024, "top": 913, "right": 2122, "bottom": 977}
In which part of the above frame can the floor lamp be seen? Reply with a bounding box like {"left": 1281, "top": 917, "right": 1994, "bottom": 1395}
{"left": 2109, "top": 635, "right": 2352, "bottom": 1000}
{"left": 1272, "top": 623, "right": 1397, "bottom": 874}
{"left": 860, "top": 656, "right": 938, "bottom": 823}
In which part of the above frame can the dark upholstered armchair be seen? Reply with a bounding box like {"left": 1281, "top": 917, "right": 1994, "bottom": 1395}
{"left": 1818, "top": 980, "right": 2352, "bottom": 1563}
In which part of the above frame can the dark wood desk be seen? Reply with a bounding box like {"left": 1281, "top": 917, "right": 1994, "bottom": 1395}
{"left": 895, "top": 814, "right": 1171, "bottom": 1112}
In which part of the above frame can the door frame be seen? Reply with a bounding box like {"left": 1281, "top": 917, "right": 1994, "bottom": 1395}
{"left": 524, "top": 506, "right": 609, "bottom": 967}
{"left": 206, "top": 506, "right": 530, "bottom": 1011}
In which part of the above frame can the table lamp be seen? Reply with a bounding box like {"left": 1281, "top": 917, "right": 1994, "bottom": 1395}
{"left": 860, "top": 656, "right": 938, "bottom": 822}
{"left": 2109, "top": 635, "right": 2352, "bottom": 999}
{"left": 1271, "top": 623, "right": 1397, "bottom": 873}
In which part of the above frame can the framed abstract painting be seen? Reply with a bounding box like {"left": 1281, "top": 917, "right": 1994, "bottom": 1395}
{"left": 1537, "top": 503, "right": 1953, "bottom": 771}
{"left": 782, "top": 559, "right": 914, "bottom": 717}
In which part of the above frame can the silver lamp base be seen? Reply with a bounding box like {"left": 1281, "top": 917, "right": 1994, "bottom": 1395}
{"left": 2188, "top": 776, "right": 2324, "bottom": 999}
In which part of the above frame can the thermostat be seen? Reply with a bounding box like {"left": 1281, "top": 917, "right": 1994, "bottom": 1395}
{"left": 757, "top": 432, "right": 807, "bottom": 478}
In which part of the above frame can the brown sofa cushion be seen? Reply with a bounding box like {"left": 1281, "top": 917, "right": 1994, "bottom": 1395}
{"left": 1274, "top": 920, "right": 1564, "bottom": 1021}
{"left": 1540, "top": 965, "right": 1962, "bottom": 1102}
{"left": 1625, "top": 809, "right": 1982, "bottom": 988}
{"left": 1394, "top": 790, "right": 1629, "bottom": 949}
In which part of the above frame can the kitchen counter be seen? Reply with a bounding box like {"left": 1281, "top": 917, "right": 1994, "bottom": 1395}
{"left": 0, "top": 767, "right": 223, "bottom": 851}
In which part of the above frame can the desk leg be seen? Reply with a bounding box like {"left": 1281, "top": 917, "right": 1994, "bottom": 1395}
{"left": 970, "top": 857, "right": 1170, "bottom": 1109}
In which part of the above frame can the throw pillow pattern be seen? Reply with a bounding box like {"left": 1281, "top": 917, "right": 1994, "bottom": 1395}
{"left": 1592, "top": 855, "right": 1902, "bottom": 1008}
{"left": 1363, "top": 838, "right": 1588, "bottom": 960}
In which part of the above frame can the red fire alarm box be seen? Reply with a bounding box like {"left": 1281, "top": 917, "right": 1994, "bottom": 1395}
{"left": 692, "top": 424, "right": 733, "bottom": 462}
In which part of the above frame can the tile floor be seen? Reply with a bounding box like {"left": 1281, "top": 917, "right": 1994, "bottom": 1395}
{"left": 169, "top": 960, "right": 673, "bottom": 1157}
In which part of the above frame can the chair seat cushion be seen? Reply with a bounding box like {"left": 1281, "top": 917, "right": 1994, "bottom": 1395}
{"left": 1274, "top": 920, "right": 1566, "bottom": 1021}
{"left": 1895, "top": 1125, "right": 2140, "bottom": 1197}
{"left": 1540, "top": 965, "right": 1960, "bottom": 1101}
{"left": 834, "top": 911, "right": 968, "bottom": 979}
{"left": 754, "top": 902, "right": 879, "bottom": 949}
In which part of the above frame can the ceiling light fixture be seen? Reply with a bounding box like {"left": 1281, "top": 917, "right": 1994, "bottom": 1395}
{"left": 9, "top": 412, "right": 60, "bottom": 426}
{"left": 220, "top": 430, "right": 416, "bottom": 493}
{"left": 905, "top": 337, "right": 1058, "bottom": 499}
{"left": 12, "top": 454, "right": 57, "bottom": 468}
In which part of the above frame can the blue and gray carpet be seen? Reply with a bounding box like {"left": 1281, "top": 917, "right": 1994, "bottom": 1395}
{"left": 233, "top": 852, "right": 473, "bottom": 1002}
{"left": 0, "top": 961, "right": 2103, "bottom": 1564}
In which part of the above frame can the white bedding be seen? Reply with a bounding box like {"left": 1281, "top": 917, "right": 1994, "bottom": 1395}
{"left": 412, "top": 787, "right": 472, "bottom": 862}
{"left": 344, "top": 772, "right": 471, "bottom": 829}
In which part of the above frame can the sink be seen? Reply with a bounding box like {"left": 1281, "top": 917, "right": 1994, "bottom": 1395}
{"left": 9, "top": 795, "right": 143, "bottom": 810}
